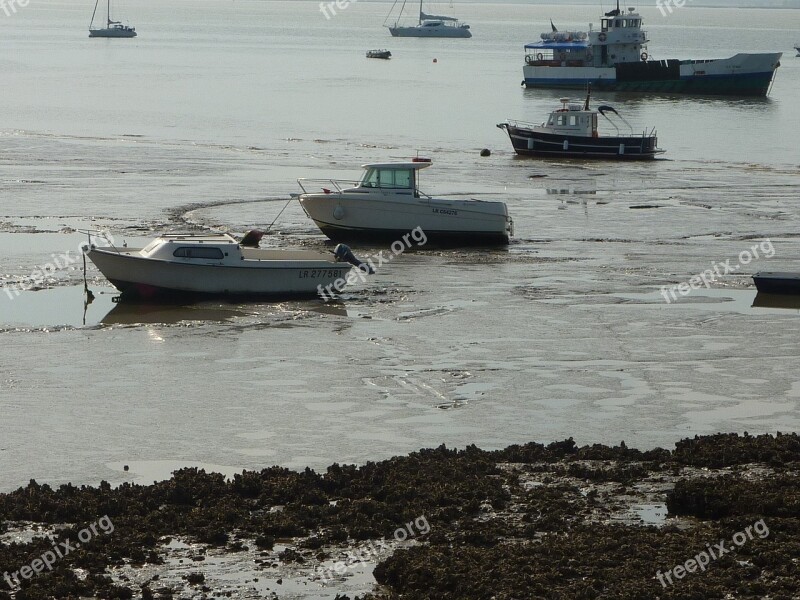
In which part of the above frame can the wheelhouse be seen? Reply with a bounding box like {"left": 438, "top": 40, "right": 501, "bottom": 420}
{"left": 354, "top": 161, "right": 432, "bottom": 197}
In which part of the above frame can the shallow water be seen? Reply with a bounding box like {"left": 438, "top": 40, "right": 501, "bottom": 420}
{"left": 1, "top": 1, "right": 800, "bottom": 497}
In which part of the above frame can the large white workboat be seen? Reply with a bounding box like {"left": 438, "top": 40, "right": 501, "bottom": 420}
{"left": 522, "top": 3, "right": 781, "bottom": 96}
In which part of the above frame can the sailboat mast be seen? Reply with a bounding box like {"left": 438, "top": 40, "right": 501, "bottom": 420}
{"left": 418, "top": 0, "right": 423, "bottom": 25}
{"left": 107, "top": 0, "right": 111, "bottom": 26}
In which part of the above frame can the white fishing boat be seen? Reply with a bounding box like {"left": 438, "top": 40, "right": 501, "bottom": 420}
{"left": 85, "top": 232, "right": 369, "bottom": 299}
{"left": 89, "top": 0, "right": 136, "bottom": 38}
{"left": 296, "top": 159, "right": 512, "bottom": 246}
{"left": 385, "top": 0, "right": 471, "bottom": 38}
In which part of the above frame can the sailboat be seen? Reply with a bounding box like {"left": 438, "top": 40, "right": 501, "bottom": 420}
{"left": 89, "top": 0, "right": 137, "bottom": 38}
{"left": 385, "top": 0, "right": 471, "bottom": 38}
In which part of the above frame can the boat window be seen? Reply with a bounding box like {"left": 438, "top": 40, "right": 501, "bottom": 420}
{"left": 601, "top": 18, "right": 608, "bottom": 31}
{"left": 569, "top": 115, "right": 578, "bottom": 126}
{"left": 173, "top": 246, "right": 225, "bottom": 259}
{"left": 361, "top": 168, "right": 380, "bottom": 187}
{"left": 556, "top": 115, "right": 567, "bottom": 126}
{"left": 615, "top": 19, "right": 622, "bottom": 27}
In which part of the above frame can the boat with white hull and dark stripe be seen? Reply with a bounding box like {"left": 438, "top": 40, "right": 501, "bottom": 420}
{"left": 297, "top": 160, "right": 512, "bottom": 246}
{"left": 522, "top": 3, "right": 780, "bottom": 97}
{"left": 498, "top": 91, "right": 663, "bottom": 160}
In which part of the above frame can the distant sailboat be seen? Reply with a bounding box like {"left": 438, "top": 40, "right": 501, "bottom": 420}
{"left": 385, "top": 0, "right": 471, "bottom": 38}
{"left": 89, "top": 0, "right": 136, "bottom": 38}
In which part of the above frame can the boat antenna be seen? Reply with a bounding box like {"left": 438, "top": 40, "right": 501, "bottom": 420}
{"left": 584, "top": 84, "right": 592, "bottom": 110}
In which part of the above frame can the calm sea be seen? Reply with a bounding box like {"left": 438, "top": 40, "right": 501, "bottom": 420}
{"left": 1, "top": 1, "right": 799, "bottom": 493}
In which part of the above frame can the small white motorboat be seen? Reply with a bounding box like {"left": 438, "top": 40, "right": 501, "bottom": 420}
{"left": 85, "top": 231, "right": 369, "bottom": 299}
{"left": 296, "top": 159, "right": 513, "bottom": 246}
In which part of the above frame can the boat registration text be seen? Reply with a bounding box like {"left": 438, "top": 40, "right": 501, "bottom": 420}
{"left": 299, "top": 269, "right": 346, "bottom": 279}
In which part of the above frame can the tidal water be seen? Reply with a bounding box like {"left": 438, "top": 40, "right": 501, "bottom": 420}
{"left": 1, "top": 1, "right": 800, "bottom": 494}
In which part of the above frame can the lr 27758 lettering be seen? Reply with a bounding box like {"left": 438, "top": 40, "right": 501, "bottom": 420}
{"left": 298, "top": 269, "right": 347, "bottom": 279}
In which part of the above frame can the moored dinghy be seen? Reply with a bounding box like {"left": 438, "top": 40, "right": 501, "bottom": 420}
{"left": 296, "top": 159, "right": 513, "bottom": 246}
{"left": 85, "top": 231, "right": 370, "bottom": 299}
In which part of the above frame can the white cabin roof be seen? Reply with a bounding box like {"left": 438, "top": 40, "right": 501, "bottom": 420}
{"left": 361, "top": 162, "right": 432, "bottom": 171}
{"left": 155, "top": 233, "right": 238, "bottom": 244}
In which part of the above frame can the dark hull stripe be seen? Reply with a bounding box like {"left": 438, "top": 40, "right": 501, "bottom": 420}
{"left": 314, "top": 222, "right": 510, "bottom": 247}
{"left": 523, "top": 71, "right": 775, "bottom": 96}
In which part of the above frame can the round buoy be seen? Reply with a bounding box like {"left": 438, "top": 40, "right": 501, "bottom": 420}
{"left": 480, "top": 149, "right": 491, "bottom": 157}
{"left": 433, "top": 58, "right": 438, "bottom": 63}
{"left": 333, "top": 205, "right": 345, "bottom": 220}
{"left": 123, "top": 465, "right": 129, "bottom": 472}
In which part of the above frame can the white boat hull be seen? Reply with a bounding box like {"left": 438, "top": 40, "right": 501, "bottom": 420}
{"left": 389, "top": 25, "right": 471, "bottom": 38}
{"left": 87, "top": 247, "right": 351, "bottom": 298}
{"left": 299, "top": 193, "right": 511, "bottom": 245}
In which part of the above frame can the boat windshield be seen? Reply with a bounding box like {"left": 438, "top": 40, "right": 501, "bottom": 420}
{"left": 360, "top": 168, "right": 414, "bottom": 189}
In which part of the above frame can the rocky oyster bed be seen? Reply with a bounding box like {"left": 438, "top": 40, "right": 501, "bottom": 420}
{"left": 1, "top": 433, "right": 800, "bottom": 599}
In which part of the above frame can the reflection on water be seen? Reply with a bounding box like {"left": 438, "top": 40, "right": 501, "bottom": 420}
{"left": 0, "top": 285, "right": 117, "bottom": 329}
{"left": 0, "top": 285, "right": 350, "bottom": 328}
{"left": 752, "top": 292, "right": 800, "bottom": 311}
{"left": 101, "top": 301, "right": 248, "bottom": 326}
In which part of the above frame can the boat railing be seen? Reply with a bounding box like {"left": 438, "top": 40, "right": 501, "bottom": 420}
{"left": 297, "top": 178, "right": 360, "bottom": 194}
{"left": 78, "top": 229, "right": 123, "bottom": 254}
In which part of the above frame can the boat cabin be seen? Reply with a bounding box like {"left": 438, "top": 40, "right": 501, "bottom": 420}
{"left": 541, "top": 99, "right": 598, "bottom": 137}
{"left": 350, "top": 160, "right": 432, "bottom": 197}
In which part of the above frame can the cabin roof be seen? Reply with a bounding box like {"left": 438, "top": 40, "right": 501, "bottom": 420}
{"left": 361, "top": 162, "right": 432, "bottom": 170}
{"left": 155, "top": 233, "right": 238, "bottom": 243}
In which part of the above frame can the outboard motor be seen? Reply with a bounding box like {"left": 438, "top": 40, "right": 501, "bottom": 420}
{"left": 334, "top": 244, "right": 374, "bottom": 274}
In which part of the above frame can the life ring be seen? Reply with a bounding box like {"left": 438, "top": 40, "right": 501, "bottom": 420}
{"left": 598, "top": 32, "right": 607, "bottom": 42}
{"left": 537, "top": 53, "right": 543, "bottom": 61}
{"left": 559, "top": 51, "right": 566, "bottom": 60}
{"left": 641, "top": 51, "right": 648, "bottom": 61}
